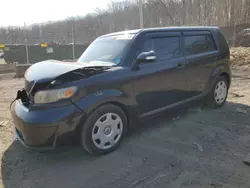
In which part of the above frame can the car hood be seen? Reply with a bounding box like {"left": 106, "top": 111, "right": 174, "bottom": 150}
{"left": 25, "top": 59, "right": 116, "bottom": 82}
{"left": 24, "top": 60, "right": 119, "bottom": 94}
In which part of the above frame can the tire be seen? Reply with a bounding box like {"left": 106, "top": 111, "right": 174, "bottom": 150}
{"left": 80, "top": 104, "right": 128, "bottom": 155}
{"left": 206, "top": 76, "right": 229, "bottom": 108}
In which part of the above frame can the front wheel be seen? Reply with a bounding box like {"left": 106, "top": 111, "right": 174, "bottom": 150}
{"left": 80, "top": 104, "right": 128, "bottom": 155}
{"left": 206, "top": 76, "right": 229, "bottom": 108}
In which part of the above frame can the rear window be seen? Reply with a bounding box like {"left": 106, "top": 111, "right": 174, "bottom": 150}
{"left": 184, "top": 35, "right": 216, "bottom": 56}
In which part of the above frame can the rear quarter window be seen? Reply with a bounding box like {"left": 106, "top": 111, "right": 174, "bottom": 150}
{"left": 184, "top": 35, "right": 216, "bottom": 56}
{"left": 218, "top": 32, "right": 230, "bottom": 55}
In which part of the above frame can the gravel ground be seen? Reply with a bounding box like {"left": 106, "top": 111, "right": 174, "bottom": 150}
{"left": 0, "top": 59, "right": 5, "bottom": 65}
{"left": 0, "top": 68, "right": 250, "bottom": 188}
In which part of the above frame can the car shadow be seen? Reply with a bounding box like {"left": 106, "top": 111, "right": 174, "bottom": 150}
{"left": 1, "top": 101, "right": 250, "bottom": 187}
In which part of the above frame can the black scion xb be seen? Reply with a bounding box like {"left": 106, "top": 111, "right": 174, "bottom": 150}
{"left": 11, "top": 26, "right": 231, "bottom": 155}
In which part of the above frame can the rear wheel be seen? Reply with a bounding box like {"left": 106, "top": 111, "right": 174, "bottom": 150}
{"left": 80, "top": 104, "right": 128, "bottom": 155}
{"left": 206, "top": 76, "right": 229, "bottom": 108}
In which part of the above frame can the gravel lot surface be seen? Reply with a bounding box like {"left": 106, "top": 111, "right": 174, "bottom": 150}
{"left": 0, "top": 68, "right": 250, "bottom": 188}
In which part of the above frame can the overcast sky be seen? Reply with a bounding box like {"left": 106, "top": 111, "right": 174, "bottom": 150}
{"left": 1, "top": 0, "right": 113, "bottom": 27}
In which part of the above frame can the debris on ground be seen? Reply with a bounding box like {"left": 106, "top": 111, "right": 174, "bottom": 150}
{"left": 170, "top": 163, "right": 176, "bottom": 167}
{"left": 230, "top": 47, "right": 250, "bottom": 67}
{"left": 142, "top": 157, "right": 148, "bottom": 163}
{"left": 172, "top": 116, "right": 180, "bottom": 121}
{"left": 0, "top": 119, "right": 9, "bottom": 127}
{"left": 236, "top": 108, "right": 248, "bottom": 114}
{"left": 210, "top": 182, "right": 223, "bottom": 188}
{"left": 189, "top": 108, "right": 202, "bottom": 113}
{"left": 243, "top": 154, "right": 250, "bottom": 166}
{"left": 231, "top": 93, "right": 245, "bottom": 98}
{"left": 194, "top": 142, "right": 204, "bottom": 152}
{"left": 197, "top": 120, "right": 205, "bottom": 124}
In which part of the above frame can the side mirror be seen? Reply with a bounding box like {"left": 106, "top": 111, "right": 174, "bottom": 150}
{"left": 136, "top": 51, "right": 156, "bottom": 64}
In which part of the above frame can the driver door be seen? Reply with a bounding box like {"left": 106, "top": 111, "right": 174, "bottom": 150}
{"left": 132, "top": 32, "right": 189, "bottom": 117}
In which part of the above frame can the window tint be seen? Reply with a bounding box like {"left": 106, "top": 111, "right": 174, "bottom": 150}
{"left": 143, "top": 39, "right": 154, "bottom": 52}
{"left": 143, "top": 37, "right": 181, "bottom": 61}
{"left": 184, "top": 35, "right": 216, "bottom": 55}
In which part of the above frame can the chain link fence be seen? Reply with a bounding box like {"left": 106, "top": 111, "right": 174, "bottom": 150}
{"left": 1, "top": 23, "right": 249, "bottom": 65}
{"left": 1, "top": 23, "right": 250, "bottom": 65}
{"left": 0, "top": 22, "right": 90, "bottom": 64}
{"left": 2, "top": 44, "right": 89, "bottom": 64}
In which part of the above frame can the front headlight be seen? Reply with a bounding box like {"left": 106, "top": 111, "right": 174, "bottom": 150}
{"left": 34, "top": 86, "right": 77, "bottom": 104}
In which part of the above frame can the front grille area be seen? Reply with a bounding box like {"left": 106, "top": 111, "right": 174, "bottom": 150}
{"left": 16, "top": 89, "right": 30, "bottom": 107}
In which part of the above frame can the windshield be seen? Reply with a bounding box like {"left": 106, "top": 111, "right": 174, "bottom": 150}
{"left": 77, "top": 34, "right": 134, "bottom": 65}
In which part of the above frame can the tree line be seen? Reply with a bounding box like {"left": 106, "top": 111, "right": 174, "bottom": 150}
{"left": 0, "top": 0, "right": 249, "bottom": 45}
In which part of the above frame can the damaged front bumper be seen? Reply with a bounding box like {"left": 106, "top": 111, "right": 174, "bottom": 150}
{"left": 11, "top": 99, "right": 85, "bottom": 150}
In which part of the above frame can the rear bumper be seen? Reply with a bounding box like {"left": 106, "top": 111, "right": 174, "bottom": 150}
{"left": 11, "top": 100, "right": 85, "bottom": 150}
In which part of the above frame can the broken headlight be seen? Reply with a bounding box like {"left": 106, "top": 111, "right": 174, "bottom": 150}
{"left": 34, "top": 86, "right": 77, "bottom": 104}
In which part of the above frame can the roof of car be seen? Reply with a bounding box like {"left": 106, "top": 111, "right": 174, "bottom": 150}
{"left": 101, "top": 26, "right": 220, "bottom": 37}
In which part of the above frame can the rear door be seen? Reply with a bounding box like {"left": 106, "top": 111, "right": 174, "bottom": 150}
{"left": 132, "top": 32, "right": 189, "bottom": 116}
{"left": 183, "top": 31, "right": 218, "bottom": 96}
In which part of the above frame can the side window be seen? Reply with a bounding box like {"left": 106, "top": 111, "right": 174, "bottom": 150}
{"left": 143, "top": 37, "right": 181, "bottom": 61}
{"left": 184, "top": 35, "right": 216, "bottom": 56}
{"left": 143, "top": 39, "right": 154, "bottom": 52}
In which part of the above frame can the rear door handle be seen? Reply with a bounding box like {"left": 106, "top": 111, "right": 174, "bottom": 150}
{"left": 211, "top": 56, "right": 217, "bottom": 60}
{"left": 177, "top": 63, "right": 185, "bottom": 68}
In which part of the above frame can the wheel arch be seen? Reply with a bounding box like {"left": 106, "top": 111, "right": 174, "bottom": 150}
{"left": 74, "top": 98, "right": 136, "bottom": 133}
{"left": 219, "top": 72, "right": 230, "bottom": 87}
{"left": 89, "top": 101, "right": 131, "bottom": 126}
{"left": 207, "top": 65, "right": 231, "bottom": 94}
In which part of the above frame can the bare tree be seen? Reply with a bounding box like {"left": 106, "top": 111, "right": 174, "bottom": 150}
{"left": 157, "top": 0, "right": 174, "bottom": 25}
{"left": 0, "top": 0, "right": 250, "bottom": 44}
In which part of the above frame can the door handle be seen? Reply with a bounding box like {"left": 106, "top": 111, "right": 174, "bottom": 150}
{"left": 177, "top": 63, "right": 185, "bottom": 68}
{"left": 211, "top": 56, "right": 217, "bottom": 60}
